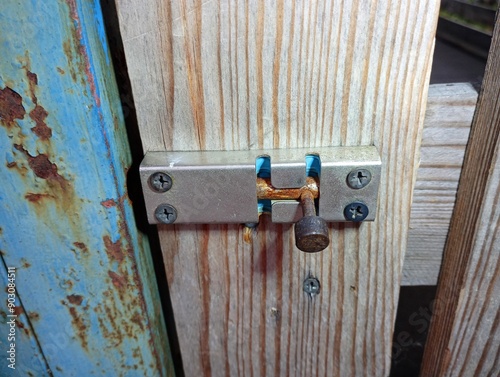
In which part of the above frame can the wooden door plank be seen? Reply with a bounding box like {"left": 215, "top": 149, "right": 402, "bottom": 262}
{"left": 403, "top": 83, "right": 477, "bottom": 285}
{"left": 116, "top": 1, "right": 440, "bottom": 375}
{"left": 420, "top": 15, "right": 500, "bottom": 377}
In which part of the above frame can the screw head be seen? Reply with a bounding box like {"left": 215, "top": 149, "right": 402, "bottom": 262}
{"left": 303, "top": 277, "right": 321, "bottom": 296}
{"left": 155, "top": 204, "right": 177, "bottom": 224}
{"left": 244, "top": 222, "right": 259, "bottom": 228}
{"left": 344, "top": 202, "right": 369, "bottom": 222}
{"left": 347, "top": 168, "right": 372, "bottom": 189}
{"left": 149, "top": 172, "right": 172, "bottom": 193}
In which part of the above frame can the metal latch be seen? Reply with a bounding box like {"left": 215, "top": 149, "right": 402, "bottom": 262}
{"left": 140, "top": 146, "right": 381, "bottom": 252}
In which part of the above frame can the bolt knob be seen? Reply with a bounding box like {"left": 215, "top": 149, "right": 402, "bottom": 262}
{"left": 294, "top": 190, "right": 330, "bottom": 252}
{"left": 294, "top": 215, "right": 330, "bottom": 252}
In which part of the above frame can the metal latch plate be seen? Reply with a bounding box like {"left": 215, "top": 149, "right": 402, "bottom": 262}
{"left": 140, "top": 147, "right": 381, "bottom": 224}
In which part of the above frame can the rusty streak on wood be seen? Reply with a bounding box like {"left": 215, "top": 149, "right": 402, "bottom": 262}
{"left": 420, "top": 16, "right": 500, "bottom": 377}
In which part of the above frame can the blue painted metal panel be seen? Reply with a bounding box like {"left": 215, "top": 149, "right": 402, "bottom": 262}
{"left": 0, "top": 1, "right": 173, "bottom": 375}
{"left": 0, "top": 263, "right": 50, "bottom": 376}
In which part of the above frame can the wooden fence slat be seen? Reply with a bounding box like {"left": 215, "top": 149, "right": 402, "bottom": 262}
{"left": 116, "top": 1, "right": 440, "bottom": 375}
{"left": 420, "top": 14, "right": 500, "bottom": 377}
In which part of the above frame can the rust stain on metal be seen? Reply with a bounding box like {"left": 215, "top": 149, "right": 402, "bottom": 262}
{"left": 0, "top": 87, "right": 26, "bottom": 127}
{"left": 14, "top": 144, "right": 67, "bottom": 185}
{"left": 104, "top": 235, "right": 125, "bottom": 263}
{"left": 67, "top": 294, "right": 83, "bottom": 306}
{"left": 73, "top": 242, "right": 89, "bottom": 254}
{"left": 13, "top": 306, "right": 23, "bottom": 316}
{"left": 20, "top": 258, "right": 31, "bottom": 268}
{"left": 15, "top": 318, "right": 30, "bottom": 336}
{"left": 130, "top": 312, "right": 145, "bottom": 331}
{"left": 108, "top": 270, "right": 127, "bottom": 290}
{"left": 113, "top": 215, "right": 161, "bottom": 372}
{"left": 101, "top": 199, "right": 117, "bottom": 208}
{"left": 22, "top": 69, "right": 53, "bottom": 140}
{"left": 30, "top": 5, "right": 166, "bottom": 364}
{"left": 6, "top": 162, "right": 16, "bottom": 169}
{"left": 63, "top": 40, "right": 78, "bottom": 83}
{"left": 26, "top": 70, "right": 38, "bottom": 96}
{"left": 2, "top": 68, "right": 84, "bottom": 253}
{"left": 61, "top": 279, "right": 74, "bottom": 290}
{"left": 28, "top": 312, "right": 40, "bottom": 321}
{"left": 30, "top": 105, "right": 52, "bottom": 140}
{"left": 256, "top": 176, "right": 319, "bottom": 200}
{"left": 68, "top": 306, "right": 88, "bottom": 349}
{"left": 93, "top": 290, "right": 147, "bottom": 354}
{"left": 56, "top": 67, "right": 65, "bottom": 75}
{"left": 65, "top": 0, "right": 101, "bottom": 107}
{"left": 25, "top": 193, "right": 56, "bottom": 203}
{"left": 96, "top": 305, "right": 124, "bottom": 348}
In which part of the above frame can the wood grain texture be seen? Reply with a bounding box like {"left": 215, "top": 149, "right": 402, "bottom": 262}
{"left": 420, "top": 16, "right": 500, "bottom": 377}
{"left": 116, "top": 1, "right": 440, "bottom": 375}
{"left": 403, "top": 83, "right": 477, "bottom": 285}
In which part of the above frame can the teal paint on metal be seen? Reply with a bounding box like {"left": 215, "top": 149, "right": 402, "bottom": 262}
{"left": 0, "top": 1, "right": 173, "bottom": 376}
{"left": 0, "top": 262, "right": 50, "bottom": 376}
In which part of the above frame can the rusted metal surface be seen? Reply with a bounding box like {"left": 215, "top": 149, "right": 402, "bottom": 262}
{"left": 0, "top": 1, "right": 173, "bottom": 376}
{"left": 294, "top": 190, "right": 330, "bottom": 253}
{"left": 256, "top": 176, "right": 319, "bottom": 200}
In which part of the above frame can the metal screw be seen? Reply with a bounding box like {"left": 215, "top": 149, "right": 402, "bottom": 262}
{"left": 344, "top": 202, "right": 369, "bottom": 222}
{"left": 155, "top": 204, "right": 177, "bottom": 224}
{"left": 244, "top": 222, "right": 259, "bottom": 228}
{"left": 303, "top": 277, "right": 321, "bottom": 296}
{"left": 149, "top": 172, "right": 172, "bottom": 193}
{"left": 347, "top": 168, "right": 372, "bottom": 189}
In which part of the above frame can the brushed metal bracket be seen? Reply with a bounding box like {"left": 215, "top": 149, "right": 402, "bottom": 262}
{"left": 139, "top": 146, "right": 381, "bottom": 225}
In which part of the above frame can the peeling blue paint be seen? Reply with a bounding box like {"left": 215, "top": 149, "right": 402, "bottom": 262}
{"left": 0, "top": 1, "right": 172, "bottom": 376}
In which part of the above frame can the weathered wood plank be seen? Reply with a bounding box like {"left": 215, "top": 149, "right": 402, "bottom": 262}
{"left": 403, "top": 83, "right": 477, "bottom": 285}
{"left": 117, "top": 0, "right": 440, "bottom": 375}
{"left": 420, "top": 16, "right": 500, "bottom": 376}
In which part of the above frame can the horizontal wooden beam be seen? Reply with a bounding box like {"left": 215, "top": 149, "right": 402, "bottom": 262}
{"left": 402, "top": 82, "right": 478, "bottom": 285}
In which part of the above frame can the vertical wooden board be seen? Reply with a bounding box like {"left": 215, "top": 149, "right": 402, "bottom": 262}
{"left": 443, "top": 136, "right": 500, "bottom": 376}
{"left": 117, "top": 0, "right": 439, "bottom": 375}
{"left": 421, "top": 15, "right": 500, "bottom": 377}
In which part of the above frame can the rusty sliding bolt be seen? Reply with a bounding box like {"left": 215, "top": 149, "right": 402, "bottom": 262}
{"left": 253, "top": 176, "right": 328, "bottom": 253}
{"left": 256, "top": 177, "right": 319, "bottom": 200}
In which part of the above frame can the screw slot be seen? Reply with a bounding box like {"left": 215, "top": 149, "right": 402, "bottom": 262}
{"left": 155, "top": 204, "right": 177, "bottom": 224}
{"left": 344, "top": 202, "right": 369, "bottom": 222}
{"left": 303, "top": 277, "right": 321, "bottom": 296}
{"left": 150, "top": 172, "right": 172, "bottom": 193}
{"left": 347, "top": 168, "right": 372, "bottom": 189}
